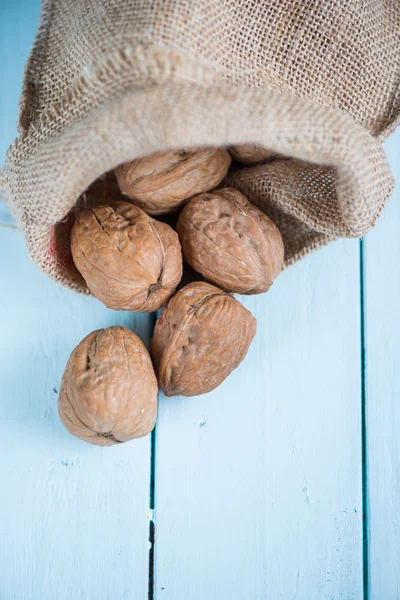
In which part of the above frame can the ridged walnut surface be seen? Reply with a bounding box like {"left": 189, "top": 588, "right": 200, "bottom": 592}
{"left": 114, "top": 148, "right": 231, "bottom": 215}
{"left": 177, "top": 188, "right": 284, "bottom": 294}
{"left": 151, "top": 282, "right": 257, "bottom": 397}
{"left": 229, "top": 144, "right": 276, "bottom": 164}
{"left": 58, "top": 327, "right": 158, "bottom": 446}
{"left": 71, "top": 202, "right": 182, "bottom": 312}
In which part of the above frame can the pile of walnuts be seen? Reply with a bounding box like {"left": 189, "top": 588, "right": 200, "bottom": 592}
{"left": 59, "top": 145, "right": 284, "bottom": 446}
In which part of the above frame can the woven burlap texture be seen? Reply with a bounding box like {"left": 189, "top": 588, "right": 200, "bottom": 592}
{"left": 1, "top": 0, "right": 399, "bottom": 293}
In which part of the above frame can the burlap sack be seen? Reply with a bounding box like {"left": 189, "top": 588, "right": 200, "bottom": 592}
{"left": 1, "top": 0, "right": 399, "bottom": 293}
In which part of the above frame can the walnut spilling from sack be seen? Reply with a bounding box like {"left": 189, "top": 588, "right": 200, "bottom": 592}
{"left": 177, "top": 187, "right": 284, "bottom": 294}
{"left": 229, "top": 143, "right": 277, "bottom": 164}
{"left": 151, "top": 282, "right": 257, "bottom": 397}
{"left": 114, "top": 147, "right": 231, "bottom": 215}
{"left": 71, "top": 201, "right": 182, "bottom": 312}
{"left": 58, "top": 327, "right": 158, "bottom": 446}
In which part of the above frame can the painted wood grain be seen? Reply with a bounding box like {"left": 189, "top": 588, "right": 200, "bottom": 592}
{"left": 364, "top": 130, "right": 400, "bottom": 600}
{"left": 154, "top": 240, "right": 363, "bottom": 599}
{"left": 0, "top": 4, "right": 152, "bottom": 598}
{"left": 0, "top": 3, "right": 39, "bottom": 227}
{"left": 0, "top": 228, "right": 153, "bottom": 600}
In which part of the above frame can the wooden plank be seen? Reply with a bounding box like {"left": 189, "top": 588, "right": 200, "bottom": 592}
{"left": 1, "top": 4, "right": 152, "bottom": 598}
{"left": 0, "top": 2, "right": 40, "bottom": 225}
{"left": 0, "top": 228, "right": 153, "bottom": 600}
{"left": 364, "top": 129, "right": 400, "bottom": 600}
{"left": 154, "top": 240, "right": 363, "bottom": 599}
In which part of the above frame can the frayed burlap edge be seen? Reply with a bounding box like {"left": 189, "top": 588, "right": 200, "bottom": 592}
{"left": 0, "top": 73, "right": 395, "bottom": 293}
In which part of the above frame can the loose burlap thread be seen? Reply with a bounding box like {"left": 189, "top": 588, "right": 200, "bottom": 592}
{"left": 0, "top": 0, "right": 399, "bottom": 292}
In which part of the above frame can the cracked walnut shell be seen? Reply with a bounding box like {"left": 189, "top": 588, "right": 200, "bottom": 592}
{"left": 114, "top": 147, "right": 231, "bottom": 215}
{"left": 71, "top": 202, "right": 182, "bottom": 312}
{"left": 151, "top": 282, "right": 257, "bottom": 397}
{"left": 58, "top": 327, "right": 158, "bottom": 446}
{"left": 177, "top": 188, "right": 284, "bottom": 294}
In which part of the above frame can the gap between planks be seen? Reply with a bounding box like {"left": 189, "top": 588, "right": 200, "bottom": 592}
{"left": 148, "top": 312, "right": 158, "bottom": 600}
{"left": 360, "top": 238, "right": 369, "bottom": 600}
{"left": 149, "top": 246, "right": 367, "bottom": 598}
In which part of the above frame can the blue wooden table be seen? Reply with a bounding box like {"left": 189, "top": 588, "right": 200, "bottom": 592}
{"left": 1, "top": 3, "right": 399, "bottom": 599}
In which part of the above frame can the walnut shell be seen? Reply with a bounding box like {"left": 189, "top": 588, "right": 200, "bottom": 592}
{"left": 58, "top": 327, "right": 158, "bottom": 446}
{"left": 151, "top": 282, "right": 257, "bottom": 397}
{"left": 71, "top": 202, "right": 182, "bottom": 312}
{"left": 229, "top": 143, "right": 276, "bottom": 164}
{"left": 114, "top": 148, "right": 232, "bottom": 215}
{"left": 176, "top": 188, "right": 284, "bottom": 294}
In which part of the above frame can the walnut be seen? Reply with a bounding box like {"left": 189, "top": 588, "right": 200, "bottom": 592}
{"left": 176, "top": 188, "right": 284, "bottom": 294}
{"left": 151, "top": 282, "right": 257, "bottom": 397}
{"left": 229, "top": 143, "right": 276, "bottom": 164}
{"left": 58, "top": 327, "right": 158, "bottom": 446}
{"left": 71, "top": 201, "right": 182, "bottom": 312}
{"left": 114, "top": 148, "right": 231, "bottom": 215}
